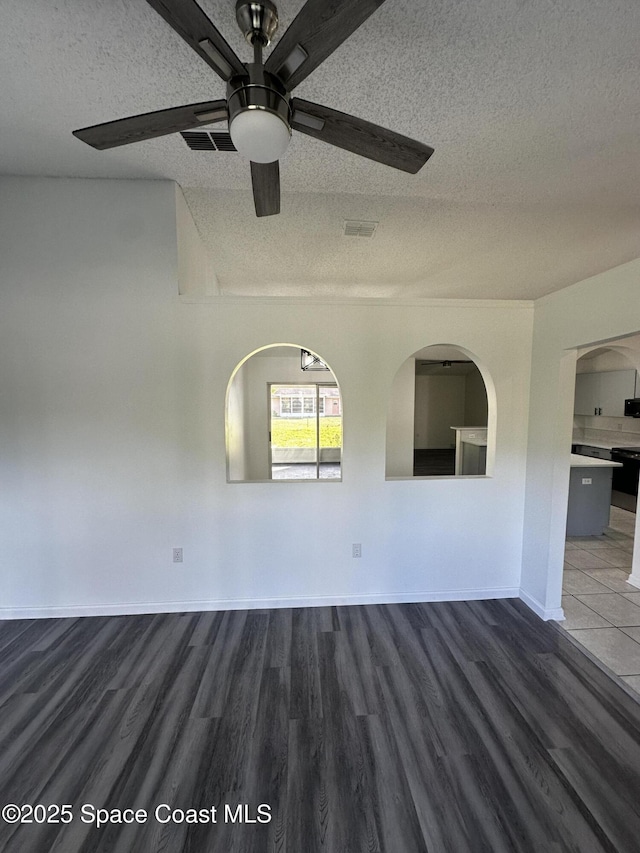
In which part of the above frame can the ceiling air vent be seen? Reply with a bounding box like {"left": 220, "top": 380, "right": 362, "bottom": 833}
{"left": 343, "top": 219, "right": 378, "bottom": 238}
{"left": 181, "top": 131, "right": 237, "bottom": 152}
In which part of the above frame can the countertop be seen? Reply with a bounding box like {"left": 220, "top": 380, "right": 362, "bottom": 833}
{"left": 570, "top": 453, "right": 623, "bottom": 468}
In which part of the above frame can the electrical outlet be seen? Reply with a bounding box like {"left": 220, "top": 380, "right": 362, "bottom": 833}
{"left": 581, "top": 478, "right": 592, "bottom": 485}
{"left": 173, "top": 548, "right": 183, "bottom": 563}
{"left": 352, "top": 543, "right": 362, "bottom": 558}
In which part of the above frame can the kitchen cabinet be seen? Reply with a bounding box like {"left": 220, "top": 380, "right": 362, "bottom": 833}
{"left": 461, "top": 441, "right": 487, "bottom": 475}
{"left": 451, "top": 427, "right": 487, "bottom": 475}
{"left": 574, "top": 369, "right": 637, "bottom": 417}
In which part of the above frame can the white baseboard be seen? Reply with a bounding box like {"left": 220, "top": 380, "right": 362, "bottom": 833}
{"left": 519, "top": 588, "right": 565, "bottom": 622}
{"left": 628, "top": 573, "right": 640, "bottom": 590}
{"left": 0, "top": 587, "right": 521, "bottom": 621}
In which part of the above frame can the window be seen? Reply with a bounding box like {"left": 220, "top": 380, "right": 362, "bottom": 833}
{"left": 270, "top": 384, "right": 342, "bottom": 479}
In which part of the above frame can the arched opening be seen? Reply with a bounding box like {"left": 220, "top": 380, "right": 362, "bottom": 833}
{"left": 226, "top": 344, "right": 342, "bottom": 482}
{"left": 386, "top": 344, "right": 492, "bottom": 478}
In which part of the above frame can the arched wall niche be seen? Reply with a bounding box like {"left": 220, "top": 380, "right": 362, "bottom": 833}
{"left": 576, "top": 338, "right": 640, "bottom": 374}
{"left": 573, "top": 338, "right": 640, "bottom": 429}
{"left": 385, "top": 343, "right": 496, "bottom": 479}
{"left": 225, "top": 343, "right": 343, "bottom": 483}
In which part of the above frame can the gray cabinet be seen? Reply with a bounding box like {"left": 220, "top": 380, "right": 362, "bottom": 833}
{"left": 574, "top": 369, "right": 637, "bottom": 417}
{"left": 566, "top": 466, "right": 614, "bottom": 536}
{"left": 461, "top": 442, "right": 487, "bottom": 475}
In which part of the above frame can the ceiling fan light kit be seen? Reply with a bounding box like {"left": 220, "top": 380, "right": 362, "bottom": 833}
{"left": 229, "top": 107, "right": 290, "bottom": 162}
{"left": 227, "top": 60, "right": 292, "bottom": 163}
{"left": 73, "top": 0, "right": 435, "bottom": 216}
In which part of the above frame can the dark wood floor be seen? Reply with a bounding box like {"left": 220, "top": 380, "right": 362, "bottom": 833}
{"left": 1, "top": 599, "right": 640, "bottom": 852}
{"left": 413, "top": 449, "right": 456, "bottom": 476}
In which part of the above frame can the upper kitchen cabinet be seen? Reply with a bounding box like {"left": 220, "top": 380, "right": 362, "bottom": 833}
{"left": 574, "top": 369, "right": 637, "bottom": 416}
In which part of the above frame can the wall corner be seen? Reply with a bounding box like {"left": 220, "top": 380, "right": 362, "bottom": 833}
{"left": 175, "top": 185, "right": 219, "bottom": 296}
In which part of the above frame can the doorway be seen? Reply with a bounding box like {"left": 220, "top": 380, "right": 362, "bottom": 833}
{"left": 269, "top": 383, "right": 342, "bottom": 480}
{"left": 560, "top": 337, "right": 640, "bottom": 692}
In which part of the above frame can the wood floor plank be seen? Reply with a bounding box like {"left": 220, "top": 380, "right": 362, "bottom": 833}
{"left": 0, "top": 620, "right": 43, "bottom": 659}
{"left": 375, "top": 662, "right": 475, "bottom": 851}
{"left": 285, "top": 716, "right": 329, "bottom": 851}
{"left": 548, "top": 746, "right": 637, "bottom": 852}
{"left": 237, "top": 665, "right": 290, "bottom": 853}
{"left": 201, "top": 612, "right": 270, "bottom": 796}
{"left": 464, "top": 661, "right": 616, "bottom": 852}
{"left": 333, "top": 606, "right": 381, "bottom": 715}
{"left": 190, "top": 609, "right": 248, "bottom": 719}
{"left": 107, "top": 613, "right": 197, "bottom": 693}
{"left": 1, "top": 599, "right": 640, "bottom": 852}
{"left": 0, "top": 618, "right": 127, "bottom": 775}
{"left": 355, "top": 713, "right": 428, "bottom": 853}
{"left": 263, "top": 608, "right": 292, "bottom": 669}
{"left": 187, "top": 610, "right": 224, "bottom": 647}
{"left": 289, "top": 608, "right": 323, "bottom": 720}
{"left": 316, "top": 631, "right": 382, "bottom": 852}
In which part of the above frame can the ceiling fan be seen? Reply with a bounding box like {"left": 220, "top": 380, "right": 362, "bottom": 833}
{"left": 72, "top": 0, "right": 435, "bottom": 217}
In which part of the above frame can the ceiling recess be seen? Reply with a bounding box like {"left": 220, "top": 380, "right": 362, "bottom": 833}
{"left": 343, "top": 220, "right": 378, "bottom": 238}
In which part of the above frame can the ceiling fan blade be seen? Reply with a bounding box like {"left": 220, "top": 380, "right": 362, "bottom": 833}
{"left": 73, "top": 100, "right": 228, "bottom": 149}
{"left": 291, "top": 98, "right": 434, "bottom": 173}
{"left": 265, "top": 0, "right": 387, "bottom": 89}
{"left": 144, "top": 0, "right": 245, "bottom": 80}
{"left": 250, "top": 161, "right": 280, "bottom": 217}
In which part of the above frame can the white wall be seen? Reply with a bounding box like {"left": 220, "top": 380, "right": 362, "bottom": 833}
{"left": 465, "top": 370, "right": 489, "bottom": 425}
{"left": 385, "top": 358, "right": 415, "bottom": 477}
{"left": 226, "top": 360, "right": 247, "bottom": 482}
{"left": 175, "top": 186, "right": 217, "bottom": 296}
{"left": 0, "top": 177, "right": 181, "bottom": 613}
{"left": 0, "top": 176, "right": 535, "bottom": 618}
{"left": 414, "top": 374, "right": 466, "bottom": 448}
{"left": 522, "top": 260, "right": 640, "bottom": 618}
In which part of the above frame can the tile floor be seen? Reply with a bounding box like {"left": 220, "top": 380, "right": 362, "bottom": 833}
{"left": 560, "top": 506, "right": 640, "bottom": 694}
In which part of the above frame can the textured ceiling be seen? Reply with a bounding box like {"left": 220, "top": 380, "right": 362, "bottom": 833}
{"left": 2, "top": 0, "right": 640, "bottom": 298}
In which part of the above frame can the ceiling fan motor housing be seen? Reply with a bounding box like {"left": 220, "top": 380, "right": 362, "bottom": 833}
{"left": 227, "top": 63, "right": 291, "bottom": 162}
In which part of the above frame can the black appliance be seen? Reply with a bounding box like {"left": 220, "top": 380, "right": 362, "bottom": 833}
{"left": 624, "top": 399, "right": 640, "bottom": 417}
{"left": 610, "top": 446, "right": 640, "bottom": 512}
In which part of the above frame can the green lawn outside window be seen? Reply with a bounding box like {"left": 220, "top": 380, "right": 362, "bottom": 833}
{"left": 270, "top": 416, "right": 342, "bottom": 448}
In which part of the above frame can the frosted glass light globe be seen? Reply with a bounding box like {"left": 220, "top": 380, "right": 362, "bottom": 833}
{"left": 229, "top": 108, "right": 291, "bottom": 163}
